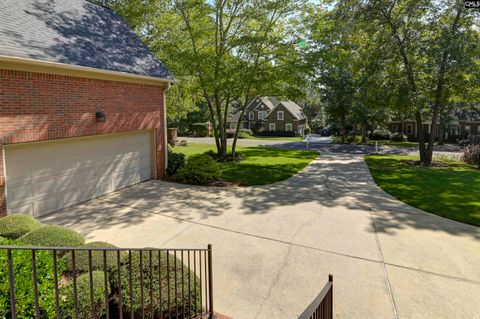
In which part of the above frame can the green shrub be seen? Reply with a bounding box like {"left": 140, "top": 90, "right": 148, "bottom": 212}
{"left": 176, "top": 154, "right": 221, "bottom": 185}
{"left": 60, "top": 271, "right": 108, "bottom": 319}
{"left": 255, "top": 130, "right": 296, "bottom": 137}
{"left": 238, "top": 131, "right": 251, "bottom": 139}
{"left": 0, "top": 214, "right": 42, "bottom": 239}
{"left": 18, "top": 225, "right": 85, "bottom": 247}
{"left": 0, "top": 241, "right": 65, "bottom": 318}
{"left": 462, "top": 145, "right": 480, "bottom": 167}
{"left": 369, "top": 129, "right": 391, "bottom": 140}
{"left": 63, "top": 241, "right": 118, "bottom": 273}
{"left": 390, "top": 132, "right": 407, "bottom": 142}
{"left": 167, "top": 152, "right": 186, "bottom": 176}
{"left": 110, "top": 251, "right": 200, "bottom": 318}
{"left": 191, "top": 123, "right": 209, "bottom": 137}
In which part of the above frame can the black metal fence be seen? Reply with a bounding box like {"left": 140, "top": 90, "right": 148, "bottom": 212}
{"left": 0, "top": 244, "right": 214, "bottom": 319}
{"left": 298, "top": 275, "right": 333, "bottom": 319}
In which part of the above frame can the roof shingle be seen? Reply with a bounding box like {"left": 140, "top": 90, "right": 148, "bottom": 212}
{"left": 0, "top": 0, "right": 174, "bottom": 80}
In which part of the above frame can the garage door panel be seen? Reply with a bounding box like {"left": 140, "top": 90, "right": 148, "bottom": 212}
{"left": 33, "top": 178, "right": 56, "bottom": 199}
{"left": 6, "top": 184, "right": 33, "bottom": 207}
{"left": 34, "top": 197, "right": 59, "bottom": 217}
{"left": 5, "top": 131, "right": 153, "bottom": 217}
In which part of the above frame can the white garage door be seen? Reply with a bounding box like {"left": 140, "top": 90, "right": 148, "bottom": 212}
{"left": 4, "top": 131, "right": 153, "bottom": 217}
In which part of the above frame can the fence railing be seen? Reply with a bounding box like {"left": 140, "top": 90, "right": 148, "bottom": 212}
{"left": 0, "top": 244, "right": 214, "bottom": 319}
{"left": 298, "top": 275, "right": 333, "bottom": 319}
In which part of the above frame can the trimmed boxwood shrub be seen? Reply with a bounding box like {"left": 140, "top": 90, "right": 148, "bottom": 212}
{"left": 0, "top": 237, "right": 65, "bottom": 318}
{"left": 176, "top": 154, "right": 221, "bottom": 185}
{"left": 369, "top": 129, "right": 391, "bottom": 140}
{"left": 60, "top": 271, "right": 108, "bottom": 319}
{"left": 63, "top": 241, "right": 118, "bottom": 273}
{"left": 390, "top": 132, "right": 407, "bottom": 142}
{"left": 110, "top": 251, "right": 200, "bottom": 318}
{"left": 17, "top": 225, "right": 85, "bottom": 247}
{"left": 462, "top": 144, "right": 480, "bottom": 167}
{"left": 0, "top": 214, "right": 42, "bottom": 240}
{"left": 167, "top": 152, "right": 186, "bottom": 176}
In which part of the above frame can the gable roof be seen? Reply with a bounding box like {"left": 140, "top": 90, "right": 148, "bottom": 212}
{"left": 267, "top": 100, "right": 307, "bottom": 121}
{"left": 0, "top": 0, "right": 174, "bottom": 80}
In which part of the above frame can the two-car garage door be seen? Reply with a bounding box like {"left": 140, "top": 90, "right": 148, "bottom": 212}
{"left": 4, "top": 131, "right": 153, "bottom": 217}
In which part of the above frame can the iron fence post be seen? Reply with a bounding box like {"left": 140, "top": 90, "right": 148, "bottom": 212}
{"left": 208, "top": 244, "right": 215, "bottom": 319}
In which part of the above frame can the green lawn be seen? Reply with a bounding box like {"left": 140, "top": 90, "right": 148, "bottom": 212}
{"left": 368, "top": 140, "right": 419, "bottom": 148}
{"left": 173, "top": 144, "right": 318, "bottom": 185}
{"left": 365, "top": 154, "right": 480, "bottom": 226}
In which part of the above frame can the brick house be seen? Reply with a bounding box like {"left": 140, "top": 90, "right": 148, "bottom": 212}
{"left": 388, "top": 119, "right": 480, "bottom": 142}
{"left": 0, "top": 0, "right": 175, "bottom": 217}
{"left": 231, "top": 97, "right": 307, "bottom": 135}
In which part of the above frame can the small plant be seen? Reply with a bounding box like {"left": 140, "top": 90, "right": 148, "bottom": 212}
{"left": 167, "top": 152, "right": 186, "bottom": 176}
{"left": 369, "top": 129, "right": 391, "bottom": 140}
{"left": 60, "top": 271, "right": 108, "bottom": 319}
{"left": 17, "top": 225, "right": 85, "bottom": 247}
{"left": 110, "top": 251, "right": 200, "bottom": 318}
{"left": 63, "top": 241, "right": 118, "bottom": 273}
{"left": 390, "top": 132, "right": 407, "bottom": 142}
{"left": 0, "top": 214, "right": 42, "bottom": 239}
{"left": 238, "top": 131, "right": 251, "bottom": 139}
{"left": 0, "top": 238, "right": 65, "bottom": 318}
{"left": 176, "top": 154, "right": 221, "bottom": 185}
{"left": 462, "top": 145, "right": 480, "bottom": 167}
{"left": 191, "top": 123, "right": 209, "bottom": 137}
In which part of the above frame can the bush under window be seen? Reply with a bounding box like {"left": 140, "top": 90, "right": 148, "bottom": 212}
{"left": 369, "top": 129, "right": 391, "bottom": 140}
{"left": 390, "top": 132, "right": 407, "bottom": 142}
{"left": 176, "top": 154, "right": 221, "bottom": 185}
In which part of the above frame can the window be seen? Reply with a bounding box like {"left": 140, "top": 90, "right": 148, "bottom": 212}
{"left": 249, "top": 111, "right": 254, "bottom": 120}
{"left": 285, "top": 123, "right": 293, "bottom": 132}
{"left": 249, "top": 122, "right": 254, "bottom": 130}
{"left": 465, "top": 125, "right": 471, "bottom": 132}
{"left": 269, "top": 123, "right": 276, "bottom": 131}
{"left": 258, "top": 111, "right": 267, "bottom": 120}
{"left": 406, "top": 124, "right": 413, "bottom": 134}
{"left": 277, "top": 111, "right": 284, "bottom": 120}
{"left": 392, "top": 124, "right": 398, "bottom": 132}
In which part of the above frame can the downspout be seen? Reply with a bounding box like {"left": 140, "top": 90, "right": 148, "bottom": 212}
{"left": 162, "top": 82, "right": 172, "bottom": 179}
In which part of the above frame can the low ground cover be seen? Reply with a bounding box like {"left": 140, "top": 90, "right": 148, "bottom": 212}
{"left": 173, "top": 144, "right": 318, "bottom": 185}
{"left": 365, "top": 154, "right": 480, "bottom": 226}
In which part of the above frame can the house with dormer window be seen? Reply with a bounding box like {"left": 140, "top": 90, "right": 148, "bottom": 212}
{"left": 230, "top": 97, "right": 307, "bottom": 135}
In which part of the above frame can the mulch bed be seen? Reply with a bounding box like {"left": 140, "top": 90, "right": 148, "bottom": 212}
{"left": 400, "top": 160, "right": 452, "bottom": 167}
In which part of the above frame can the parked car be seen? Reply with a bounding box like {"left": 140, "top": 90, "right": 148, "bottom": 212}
{"left": 320, "top": 128, "right": 331, "bottom": 136}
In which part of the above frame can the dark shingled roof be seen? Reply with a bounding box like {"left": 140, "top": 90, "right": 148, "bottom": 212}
{"left": 0, "top": 0, "right": 174, "bottom": 80}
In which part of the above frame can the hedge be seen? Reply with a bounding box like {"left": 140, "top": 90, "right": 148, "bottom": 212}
{"left": 63, "top": 241, "right": 118, "bottom": 273}
{"left": 255, "top": 130, "right": 297, "bottom": 137}
{"left": 60, "top": 271, "right": 108, "bottom": 318}
{"left": 110, "top": 251, "right": 200, "bottom": 318}
{"left": 17, "top": 225, "right": 85, "bottom": 247}
{"left": 0, "top": 214, "right": 42, "bottom": 240}
{"left": 0, "top": 238, "right": 65, "bottom": 318}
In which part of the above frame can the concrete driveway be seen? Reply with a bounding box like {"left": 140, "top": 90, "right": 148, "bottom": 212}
{"left": 42, "top": 153, "right": 480, "bottom": 319}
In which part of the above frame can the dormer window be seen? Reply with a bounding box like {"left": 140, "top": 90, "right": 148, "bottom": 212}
{"left": 277, "top": 111, "right": 284, "bottom": 120}
{"left": 258, "top": 111, "right": 267, "bottom": 120}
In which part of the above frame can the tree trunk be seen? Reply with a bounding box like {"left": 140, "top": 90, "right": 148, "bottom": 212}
{"left": 438, "top": 111, "right": 446, "bottom": 145}
{"left": 361, "top": 121, "right": 368, "bottom": 144}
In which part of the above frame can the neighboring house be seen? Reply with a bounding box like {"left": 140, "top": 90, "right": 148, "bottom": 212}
{"left": 0, "top": 0, "right": 175, "bottom": 217}
{"left": 231, "top": 97, "right": 307, "bottom": 134}
{"left": 388, "top": 110, "right": 480, "bottom": 142}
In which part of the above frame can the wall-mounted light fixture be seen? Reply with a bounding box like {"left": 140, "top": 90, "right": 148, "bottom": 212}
{"left": 95, "top": 112, "right": 106, "bottom": 123}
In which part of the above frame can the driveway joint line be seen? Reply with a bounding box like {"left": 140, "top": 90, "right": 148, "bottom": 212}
{"left": 369, "top": 208, "right": 399, "bottom": 319}
{"left": 102, "top": 198, "right": 480, "bottom": 286}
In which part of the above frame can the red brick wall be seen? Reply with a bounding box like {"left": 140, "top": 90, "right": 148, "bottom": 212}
{"left": 0, "top": 69, "right": 167, "bottom": 216}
